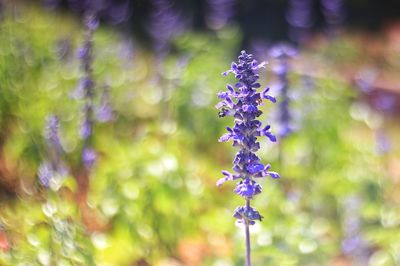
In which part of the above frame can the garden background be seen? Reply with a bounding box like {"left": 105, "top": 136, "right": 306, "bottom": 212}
{"left": 0, "top": 0, "right": 400, "bottom": 265}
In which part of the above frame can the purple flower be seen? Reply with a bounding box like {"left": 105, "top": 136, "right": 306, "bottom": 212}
{"left": 234, "top": 178, "right": 262, "bottom": 198}
{"left": 233, "top": 206, "right": 263, "bottom": 225}
{"left": 216, "top": 50, "right": 279, "bottom": 225}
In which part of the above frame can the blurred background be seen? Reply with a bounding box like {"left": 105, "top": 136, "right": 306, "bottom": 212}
{"left": 0, "top": 0, "right": 400, "bottom": 265}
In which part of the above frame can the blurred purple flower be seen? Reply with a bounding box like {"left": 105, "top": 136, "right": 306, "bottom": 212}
{"left": 341, "top": 196, "right": 371, "bottom": 264}
{"left": 148, "top": 0, "right": 187, "bottom": 55}
{"left": 373, "top": 92, "right": 396, "bottom": 113}
{"left": 269, "top": 43, "right": 297, "bottom": 138}
{"left": 38, "top": 115, "right": 69, "bottom": 188}
{"left": 82, "top": 147, "right": 96, "bottom": 169}
{"left": 249, "top": 39, "right": 271, "bottom": 61}
{"left": 80, "top": 104, "right": 93, "bottom": 140}
{"left": 321, "top": 0, "right": 346, "bottom": 34}
{"left": 375, "top": 129, "right": 391, "bottom": 155}
{"left": 205, "top": 0, "right": 236, "bottom": 30}
{"left": 66, "top": 0, "right": 131, "bottom": 25}
{"left": 355, "top": 67, "right": 378, "bottom": 93}
{"left": 38, "top": 161, "right": 53, "bottom": 187}
{"left": 77, "top": 12, "right": 97, "bottom": 142}
{"left": 45, "top": 115, "right": 61, "bottom": 147}
{"left": 43, "top": 0, "right": 62, "bottom": 10}
{"left": 68, "top": 0, "right": 96, "bottom": 13}
{"left": 286, "top": 0, "right": 314, "bottom": 44}
{"left": 96, "top": 86, "right": 114, "bottom": 122}
{"left": 103, "top": 0, "right": 131, "bottom": 25}
{"left": 216, "top": 50, "right": 279, "bottom": 225}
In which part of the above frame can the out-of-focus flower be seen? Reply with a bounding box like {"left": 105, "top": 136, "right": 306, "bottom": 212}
{"left": 103, "top": 0, "right": 131, "bottom": 25}
{"left": 354, "top": 67, "right": 379, "bottom": 93}
{"left": 82, "top": 147, "right": 97, "bottom": 169}
{"left": 269, "top": 43, "right": 297, "bottom": 138}
{"left": 38, "top": 161, "right": 53, "bottom": 187}
{"left": 45, "top": 115, "right": 62, "bottom": 149}
{"left": 148, "top": 0, "right": 187, "bottom": 55}
{"left": 321, "top": 0, "right": 346, "bottom": 35}
{"left": 205, "top": 0, "right": 236, "bottom": 30}
{"left": 38, "top": 115, "right": 69, "bottom": 188}
{"left": 96, "top": 85, "right": 114, "bottom": 122}
{"left": 286, "top": 0, "right": 314, "bottom": 44}
{"left": 77, "top": 12, "right": 97, "bottom": 141}
{"left": 66, "top": 0, "right": 131, "bottom": 25}
{"left": 341, "top": 196, "right": 371, "bottom": 265}
{"left": 375, "top": 129, "right": 391, "bottom": 155}
{"left": 43, "top": 0, "right": 62, "bottom": 10}
{"left": 216, "top": 50, "right": 279, "bottom": 225}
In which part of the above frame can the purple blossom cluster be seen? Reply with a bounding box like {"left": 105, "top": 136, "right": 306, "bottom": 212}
{"left": 216, "top": 51, "right": 279, "bottom": 225}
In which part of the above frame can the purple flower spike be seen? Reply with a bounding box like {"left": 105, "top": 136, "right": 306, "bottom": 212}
{"left": 216, "top": 50, "right": 279, "bottom": 228}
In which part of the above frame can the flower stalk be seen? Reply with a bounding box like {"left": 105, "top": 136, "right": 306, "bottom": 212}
{"left": 216, "top": 50, "right": 279, "bottom": 264}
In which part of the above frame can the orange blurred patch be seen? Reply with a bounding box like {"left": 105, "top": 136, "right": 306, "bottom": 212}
{"left": 0, "top": 232, "right": 10, "bottom": 252}
{"left": 177, "top": 237, "right": 210, "bottom": 266}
